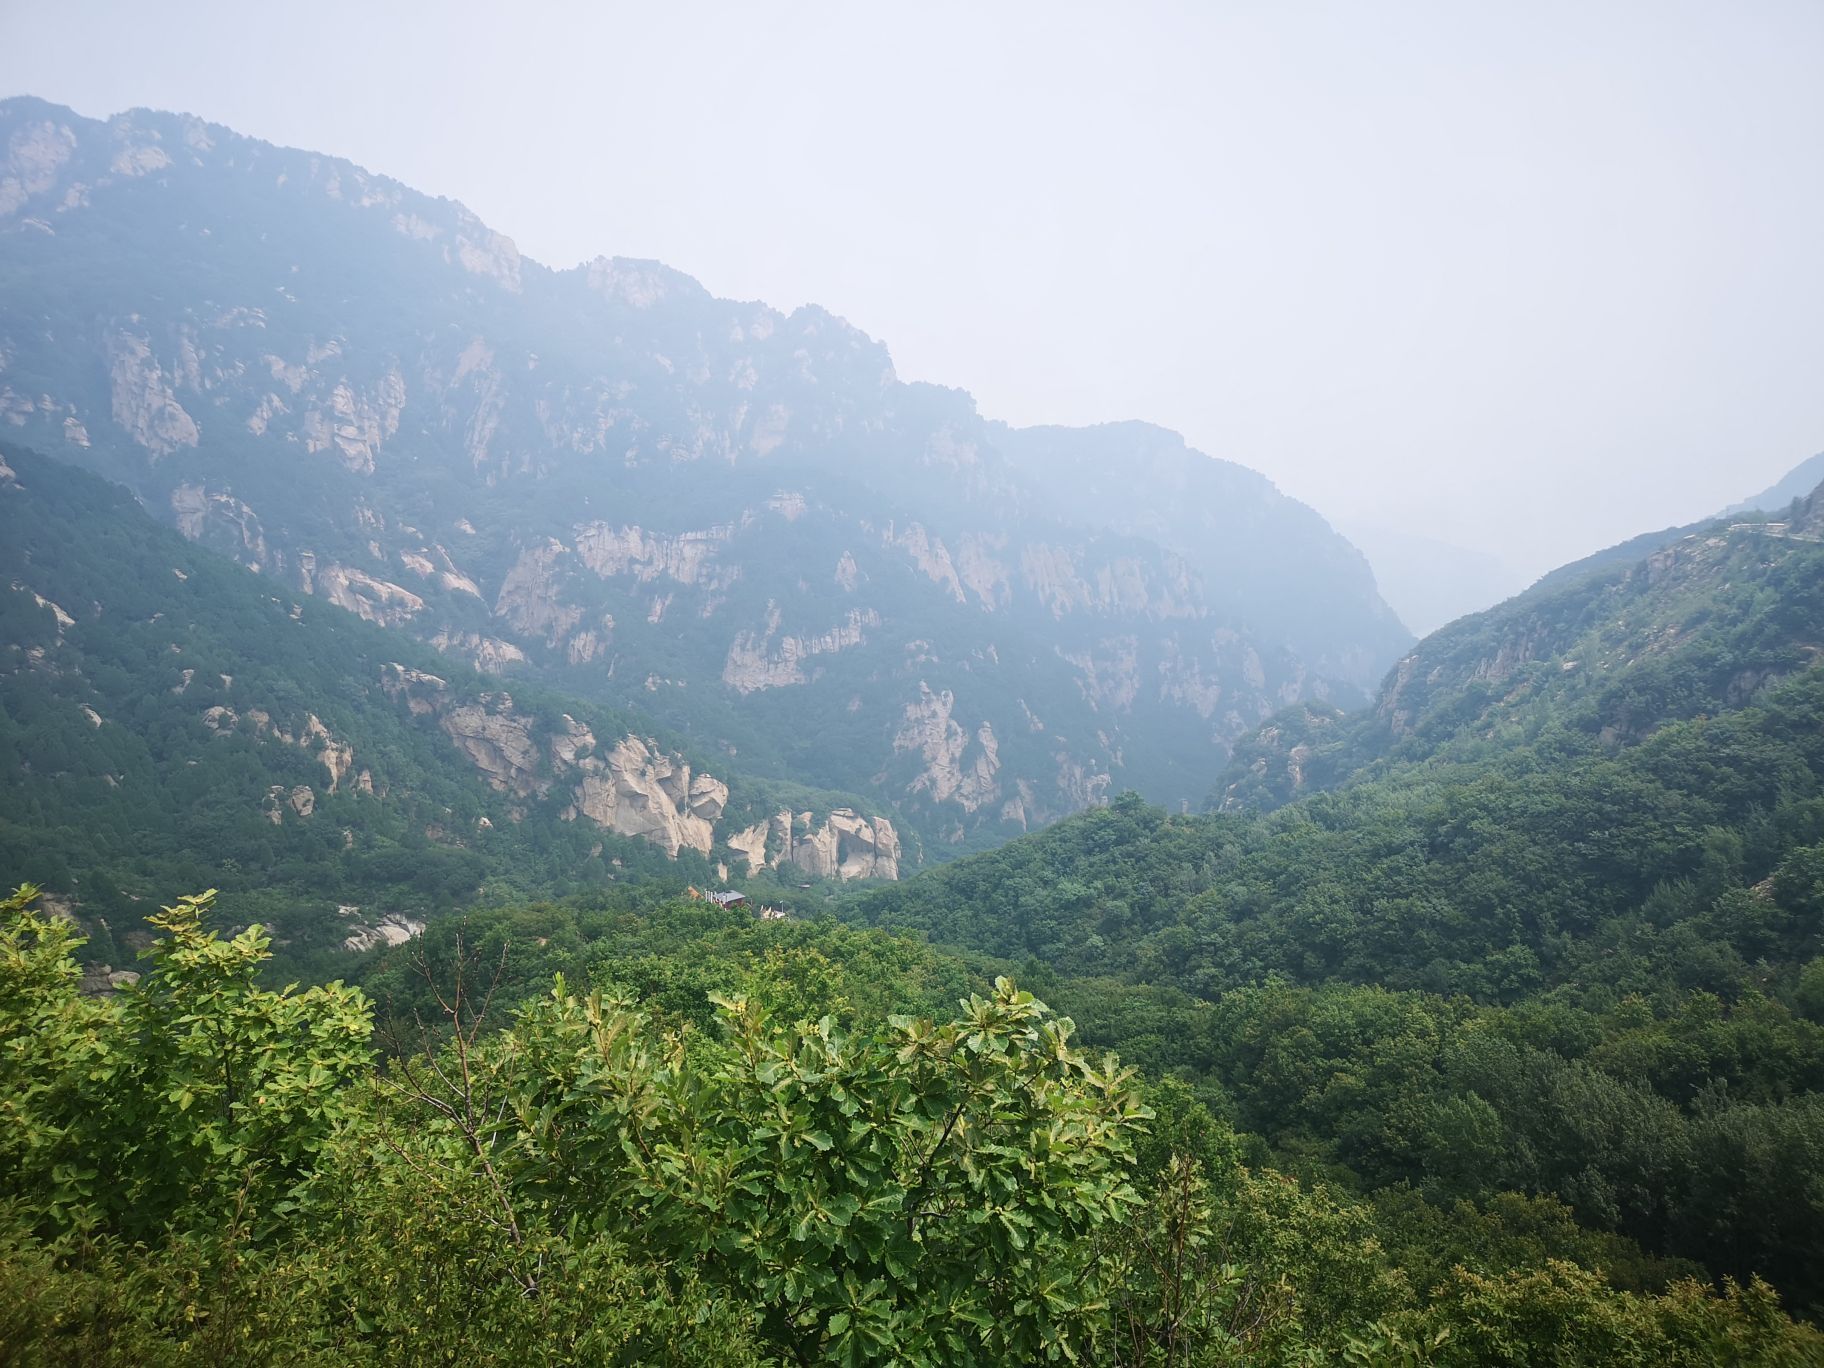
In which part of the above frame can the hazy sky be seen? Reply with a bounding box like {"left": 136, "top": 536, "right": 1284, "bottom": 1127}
{"left": 4, "top": 1, "right": 1821, "bottom": 581}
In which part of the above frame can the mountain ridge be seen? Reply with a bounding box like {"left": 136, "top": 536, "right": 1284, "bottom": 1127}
{"left": 0, "top": 95, "right": 1409, "bottom": 852}
{"left": 1216, "top": 474, "right": 1824, "bottom": 811}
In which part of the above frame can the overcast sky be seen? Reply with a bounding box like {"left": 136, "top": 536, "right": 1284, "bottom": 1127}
{"left": 4, "top": 1, "right": 1821, "bottom": 582}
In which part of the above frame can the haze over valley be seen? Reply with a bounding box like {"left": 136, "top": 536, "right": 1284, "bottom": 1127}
{"left": 3, "top": 6, "right": 1824, "bottom": 1364}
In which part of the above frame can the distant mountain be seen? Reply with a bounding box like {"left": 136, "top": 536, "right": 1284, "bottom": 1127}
{"left": 1726, "top": 451, "right": 1824, "bottom": 516}
{"left": 1215, "top": 473, "right": 1824, "bottom": 810}
{"left": 0, "top": 445, "right": 906, "bottom": 970}
{"left": 0, "top": 96, "right": 1408, "bottom": 853}
{"left": 1335, "top": 520, "right": 1525, "bottom": 637}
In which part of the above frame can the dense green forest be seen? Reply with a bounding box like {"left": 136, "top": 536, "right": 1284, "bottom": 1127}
{"left": 1217, "top": 485, "right": 1824, "bottom": 811}
{"left": 6, "top": 455, "right": 1824, "bottom": 1361}
{"left": 6, "top": 885, "right": 1822, "bottom": 1364}
{"left": 835, "top": 499, "right": 1824, "bottom": 1342}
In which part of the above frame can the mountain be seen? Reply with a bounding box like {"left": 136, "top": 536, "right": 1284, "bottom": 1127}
{"left": 1726, "top": 450, "right": 1824, "bottom": 515}
{"left": 0, "top": 444, "right": 910, "bottom": 972}
{"left": 843, "top": 485, "right": 1824, "bottom": 1309}
{"left": 1216, "top": 475, "right": 1824, "bottom": 810}
{"left": 0, "top": 97, "right": 1409, "bottom": 855}
{"left": 1335, "top": 519, "right": 1526, "bottom": 637}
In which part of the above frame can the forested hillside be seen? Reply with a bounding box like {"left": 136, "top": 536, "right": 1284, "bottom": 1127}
{"left": 1217, "top": 480, "right": 1824, "bottom": 810}
{"left": 6, "top": 883, "right": 1821, "bottom": 1364}
{"left": 0, "top": 445, "right": 900, "bottom": 977}
{"left": 847, "top": 505, "right": 1824, "bottom": 1325}
{"left": 9, "top": 474, "right": 1824, "bottom": 1360}
{"left": 8, "top": 444, "right": 1823, "bottom": 1361}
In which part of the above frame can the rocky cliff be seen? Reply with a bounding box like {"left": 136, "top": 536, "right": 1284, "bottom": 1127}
{"left": 0, "top": 97, "right": 1410, "bottom": 847}
{"left": 379, "top": 663, "right": 732, "bottom": 860}
{"left": 0, "top": 447, "right": 909, "bottom": 980}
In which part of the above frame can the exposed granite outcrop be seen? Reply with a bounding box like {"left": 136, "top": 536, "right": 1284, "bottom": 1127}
{"left": 108, "top": 331, "right": 199, "bottom": 457}
{"left": 725, "top": 807, "right": 900, "bottom": 881}
{"left": 308, "top": 559, "right": 425, "bottom": 627}
{"left": 722, "top": 604, "right": 880, "bottom": 693}
{"left": 339, "top": 909, "right": 425, "bottom": 953}
{"left": 894, "top": 683, "right": 1001, "bottom": 813}
{"left": 380, "top": 664, "right": 737, "bottom": 859}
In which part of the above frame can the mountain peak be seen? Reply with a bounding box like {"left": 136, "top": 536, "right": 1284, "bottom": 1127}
{"left": 0, "top": 99, "right": 1409, "bottom": 847}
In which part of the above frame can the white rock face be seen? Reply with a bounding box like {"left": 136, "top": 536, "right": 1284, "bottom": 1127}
{"left": 889, "top": 522, "right": 965, "bottom": 602}
{"left": 109, "top": 138, "right": 171, "bottom": 177}
{"left": 341, "top": 913, "right": 426, "bottom": 953}
{"left": 1054, "top": 753, "right": 1112, "bottom": 811}
{"left": 108, "top": 332, "right": 198, "bottom": 456}
{"left": 725, "top": 808, "right": 900, "bottom": 881}
{"left": 573, "top": 522, "right": 733, "bottom": 587}
{"left": 376, "top": 668, "right": 895, "bottom": 873}
{"left": 302, "top": 370, "right": 406, "bottom": 474}
{"left": 398, "top": 545, "right": 481, "bottom": 598}
{"left": 22, "top": 588, "right": 75, "bottom": 633}
{"left": 894, "top": 683, "right": 1001, "bottom": 813}
{"left": 955, "top": 534, "right": 1013, "bottom": 609}
{"left": 728, "top": 820, "right": 770, "bottom": 877}
{"left": 565, "top": 627, "right": 609, "bottom": 664}
{"left": 1157, "top": 641, "right": 1225, "bottom": 719}
{"left": 570, "top": 735, "right": 726, "bottom": 858}
{"left": 313, "top": 562, "right": 424, "bottom": 627}
{"left": 786, "top": 807, "right": 901, "bottom": 881}
{"left": 300, "top": 713, "right": 354, "bottom": 793}
{"left": 203, "top": 702, "right": 358, "bottom": 797}
{"left": 584, "top": 255, "right": 701, "bottom": 310}
{"left": 379, "top": 666, "right": 738, "bottom": 861}
{"left": 430, "top": 630, "right": 528, "bottom": 674}
{"left": 493, "top": 541, "right": 581, "bottom": 645}
{"left": 383, "top": 666, "right": 446, "bottom": 715}
{"left": 1018, "top": 543, "right": 1199, "bottom": 620}
{"left": 438, "top": 697, "right": 546, "bottom": 797}
{"left": 452, "top": 228, "right": 522, "bottom": 291}
{"left": 170, "top": 484, "right": 269, "bottom": 566}
{"left": 1059, "top": 636, "right": 1142, "bottom": 712}
{"left": 722, "top": 604, "right": 879, "bottom": 694}
{"left": 0, "top": 119, "right": 76, "bottom": 217}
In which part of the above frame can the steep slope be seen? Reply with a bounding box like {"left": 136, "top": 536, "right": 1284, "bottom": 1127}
{"left": 0, "top": 446, "right": 903, "bottom": 967}
{"left": 1726, "top": 449, "right": 1824, "bottom": 515}
{"left": 853, "top": 478, "right": 1824, "bottom": 988}
{"left": 1216, "top": 478, "right": 1824, "bottom": 810}
{"left": 844, "top": 531, "right": 1824, "bottom": 1306}
{"left": 0, "top": 97, "right": 1408, "bottom": 848}
{"left": 989, "top": 421, "right": 1408, "bottom": 682}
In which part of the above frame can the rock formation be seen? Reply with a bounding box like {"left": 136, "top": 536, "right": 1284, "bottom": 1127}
{"left": 380, "top": 664, "right": 760, "bottom": 862}
{"left": 724, "top": 807, "right": 901, "bottom": 882}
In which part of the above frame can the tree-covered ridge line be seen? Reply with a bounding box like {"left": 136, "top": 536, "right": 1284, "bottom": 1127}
{"left": 0, "top": 445, "right": 899, "bottom": 979}
{"left": 854, "top": 666, "right": 1824, "bottom": 1001}
{"left": 5, "top": 884, "right": 1820, "bottom": 1364}
{"left": 843, "top": 651, "right": 1824, "bottom": 1313}
{"left": 1218, "top": 474, "right": 1824, "bottom": 812}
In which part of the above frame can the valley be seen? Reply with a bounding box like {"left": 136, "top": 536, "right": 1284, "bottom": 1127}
{"left": 3, "top": 82, "right": 1823, "bottom": 1368}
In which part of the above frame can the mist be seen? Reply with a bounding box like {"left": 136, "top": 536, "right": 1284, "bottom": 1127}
{"left": 4, "top": 0, "right": 1820, "bottom": 591}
